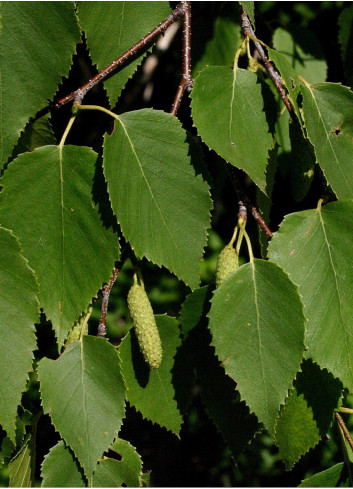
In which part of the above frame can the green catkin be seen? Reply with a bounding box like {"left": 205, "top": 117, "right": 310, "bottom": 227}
{"left": 127, "top": 281, "right": 162, "bottom": 369}
{"left": 215, "top": 244, "right": 239, "bottom": 288}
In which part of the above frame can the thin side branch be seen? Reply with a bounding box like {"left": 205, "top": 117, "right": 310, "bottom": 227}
{"left": 251, "top": 206, "right": 273, "bottom": 239}
{"left": 97, "top": 266, "right": 120, "bottom": 338}
{"left": 336, "top": 412, "right": 353, "bottom": 453}
{"left": 55, "top": 3, "right": 186, "bottom": 109}
{"left": 240, "top": 10, "right": 293, "bottom": 119}
{"left": 226, "top": 163, "right": 273, "bottom": 240}
{"left": 171, "top": 1, "right": 192, "bottom": 116}
{"left": 238, "top": 201, "right": 247, "bottom": 222}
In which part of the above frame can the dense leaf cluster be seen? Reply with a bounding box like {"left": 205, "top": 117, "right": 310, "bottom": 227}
{"left": 1, "top": 1, "right": 353, "bottom": 486}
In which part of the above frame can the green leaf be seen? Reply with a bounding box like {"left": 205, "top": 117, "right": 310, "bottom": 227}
{"left": 92, "top": 438, "right": 142, "bottom": 487}
{"left": 179, "top": 286, "right": 258, "bottom": 459}
{"left": 276, "top": 108, "right": 291, "bottom": 155}
{"left": 41, "top": 441, "right": 85, "bottom": 488}
{"left": 179, "top": 285, "right": 212, "bottom": 339}
{"left": 239, "top": 2, "right": 255, "bottom": 28}
{"left": 12, "top": 115, "right": 56, "bottom": 159}
{"left": 299, "top": 462, "right": 350, "bottom": 487}
{"left": 268, "top": 201, "right": 353, "bottom": 391}
{"left": 272, "top": 27, "right": 327, "bottom": 84}
{"left": 103, "top": 109, "right": 211, "bottom": 289}
{"left": 193, "top": 16, "right": 242, "bottom": 76}
{"left": 174, "top": 286, "right": 213, "bottom": 415}
{"left": 275, "top": 389, "right": 320, "bottom": 470}
{"left": 0, "top": 2, "right": 80, "bottom": 163}
{"left": 0, "top": 227, "right": 38, "bottom": 442}
{"left": 197, "top": 325, "right": 259, "bottom": 459}
{"left": 301, "top": 82, "right": 353, "bottom": 199}
{"left": 256, "top": 143, "right": 278, "bottom": 257}
{"left": 275, "top": 360, "right": 342, "bottom": 469}
{"left": 38, "top": 336, "right": 125, "bottom": 479}
{"left": 338, "top": 5, "right": 353, "bottom": 88}
{"left": 191, "top": 66, "right": 273, "bottom": 193}
{"left": 267, "top": 48, "right": 301, "bottom": 119}
{"left": 0, "top": 146, "right": 118, "bottom": 346}
{"left": 295, "top": 360, "right": 343, "bottom": 434}
{"left": 287, "top": 118, "right": 316, "bottom": 202}
{"left": 14, "top": 410, "right": 33, "bottom": 450}
{"left": 119, "top": 315, "right": 183, "bottom": 435}
{"left": 0, "top": 436, "right": 14, "bottom": 469}
{"left": 8, "top": 437, "right": 34, "bottom": 487}
{"left": 64, "top": 308, "right": 91, "bottom": 348}
{"left": 208, "top": 259, "right": 305, "bottom": 433}
{"left": 77, "top": 2, "right": 171, "bottom": 107}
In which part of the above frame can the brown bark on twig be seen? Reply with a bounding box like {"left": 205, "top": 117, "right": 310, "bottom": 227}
{"left": 336, "top": 412, "right": 353, "bottom": 453}
{"left": 55, "top": 3, "right": 186, "bottom": 109}
{"left": 251, "top": 206, "right": 273, "bottom": 239}
{"left": 240, "top": 9, "right": 294, "bottom": 119}
{"left": 171, "top": 1, "right": 192, "bottom": 116}
{"left": 226, "top": 164, "right": 273, "bottom": 239}
{"left": 238, "top": 201, "right": 247, "bottom": 222}
{"left": 97, "top": 266, "right": 120, "bottom": 338}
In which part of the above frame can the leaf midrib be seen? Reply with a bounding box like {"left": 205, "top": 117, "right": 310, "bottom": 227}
{"left": 318, "top": 208, "right": 353, "bottom": 381}
{"left": 59, "top": 146, "right": 65, "bottom": 337}
{"left": 306, "top": 86, "right": 353, "bottom": 195}
{"left": 251, "top": 261, "right": 270, "bottom": 424}
{"left": 117, "top": 118, "right": 182, "bottom": 260}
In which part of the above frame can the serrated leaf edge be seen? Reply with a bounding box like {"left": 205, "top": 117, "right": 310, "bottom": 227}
{"left": 118, "top": 316, "right": 184, "bottom": 437}
{"left": 103, "top": 109, "right": 212, "bottom": 290}
{"left": 190, "top": 68, "right": 271, "bottom": 195}
{"left": 38, "top": 338, "right": 126, "bottom": 479}
{"left": 0, "top": 226, "right": 40, "bottom": 441}
{"left": 268, "top": 204, "right": 353, "bottom": 391}
{"left": 273, "top": 385, "right": 321, "bottom": 471}
{"left": 206, "top": 259, "right": 307, "bottom": 434}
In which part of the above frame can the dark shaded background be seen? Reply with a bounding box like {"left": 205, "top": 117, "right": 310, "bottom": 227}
{"left": 1, "top": 2, "right": 352, "bottom": 486}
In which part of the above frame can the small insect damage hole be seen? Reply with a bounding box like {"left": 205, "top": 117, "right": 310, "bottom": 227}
{"left": 105, "top": 449, "right": 123, "bottom": 461}
{"left": 332, "top": 121, "right": 343, "bottom": 137}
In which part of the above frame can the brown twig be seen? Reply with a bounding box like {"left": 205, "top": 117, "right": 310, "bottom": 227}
{"left": 240, "top": 9, "right": 293, "bottom": 119}
{"left": 171, "top": 1, "right": 192, "bottom": 116}
{"left": 55, "top": 3, "right": 186, "bottom": 109}
{"left": 226, "top": 163, "right": 273, "bottom": 239}
{"left": 251, "top": 206, "right": 273, "bottom": 239}
{"left": 336, "top": 412, "right": 353, "bottom": 453}
{"left": 97, "top": 266, "right": 120, "bottom": 337}
{"left": 238, "top": 201, "right": 247, "bottom": 222}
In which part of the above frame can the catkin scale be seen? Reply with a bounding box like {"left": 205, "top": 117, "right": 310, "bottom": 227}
{"left": 127, "top": 282, "right": 162, "bottom": 369}
{"left": 215, "top": 245, "right": 239, "bottom": 287}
